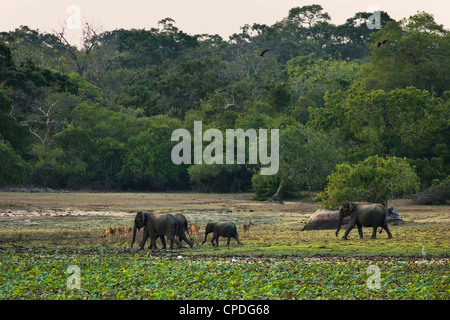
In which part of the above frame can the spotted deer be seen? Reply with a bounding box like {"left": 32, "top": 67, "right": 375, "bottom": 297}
{"left": 188, "top": 223, "right": 200, "bottom": 236}
{"left": 242, "top": 221, "right": 255, "bottom": 233}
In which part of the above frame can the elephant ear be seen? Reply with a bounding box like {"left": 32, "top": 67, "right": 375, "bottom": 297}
{"left": 348, "top": 202, "right": 355, "bottom": 215}
{"left": 142, "top": 211, "right": 148, "bottom": 224}
{"left": 135, "top": 211, "right": 147, "bottom": 228}
{"left": 342, "top": 201, "right": 354, "bottom": 217}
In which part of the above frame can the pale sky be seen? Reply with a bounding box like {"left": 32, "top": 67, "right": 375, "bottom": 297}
{"left": 1, "top": 0, "right": 449, "bottom": 44}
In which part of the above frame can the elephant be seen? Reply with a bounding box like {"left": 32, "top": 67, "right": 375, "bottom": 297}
{"left": 132, "top": 212, "right": 194, "bottom": 250}
{"left": 171, "top": 213, "right": 194, "bottom": 248}
{"left": 131, "top": 211, "right": 182, "bottom": 250}
{"left": 335, "top": 201, "right": 393, "bottom": 240}
{"left": 201, "top": 221, "right": 241, "bottom": 247}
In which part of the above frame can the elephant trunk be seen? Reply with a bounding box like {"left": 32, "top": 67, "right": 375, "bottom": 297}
{"left": 186, "top": 227, "right": 193, "bottom": 241}
{"left": 335, "top": 213, "right": 343, "bottom": 237}
{"left": 131, "top": 223, "right": 138, "bottom": 248}
{"left": 201, "top": 231, "right": 209, "bottom": 245}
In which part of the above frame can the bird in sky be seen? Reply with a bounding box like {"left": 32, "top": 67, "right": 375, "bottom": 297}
{"left": 421, "top": 245, "right": 432, "bottom": 261}
{"left": 259, "top": 49, "right": 270, "bottom": 57}
{"left": 377, "top": 39, "right": 388, "bottom": 48}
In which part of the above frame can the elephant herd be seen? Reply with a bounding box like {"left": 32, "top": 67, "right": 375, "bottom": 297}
{"left": 130, "top": 211, "right": 241, "bottom": 250}
{"left": 130, "top": 201, "right": 397, "bottom": 251}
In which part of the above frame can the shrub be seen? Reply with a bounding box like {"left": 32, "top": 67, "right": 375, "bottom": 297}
{"left": 413, "top": 176, "right": 450, "bottom": 205}
{"left": 315, "top": 155, "right": 420, "bottom": 209}
{"left": 251, "top": 174, "right": 301, "bottom": 200}
{"left": 188, "top": 164, "right": 251, "bottom": 193}
{"left": 0, "top": 139, "right": 33, "bottom": 186}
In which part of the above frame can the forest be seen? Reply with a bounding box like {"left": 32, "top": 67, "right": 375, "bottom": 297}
{"left": 0, "top": 5, "right": 449, "bottom": 206}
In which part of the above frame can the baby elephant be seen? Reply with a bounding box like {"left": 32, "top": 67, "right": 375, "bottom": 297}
{"left": 201, "top": 221, "right": 241, "bottom": 247}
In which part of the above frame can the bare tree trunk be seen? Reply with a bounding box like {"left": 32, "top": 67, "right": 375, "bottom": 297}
{"left": 55, "top": 23, "right": 101, "bottom": 76}
{"left": 267, "top": 180, "right": 285, "bottom": 204}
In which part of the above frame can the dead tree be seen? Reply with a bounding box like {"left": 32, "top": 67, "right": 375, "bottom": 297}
{"left": 267, "top": 180, "right": 285, "bottom": 204}
{"left": 55, "top": 22, "right": 101, "bottom": 76}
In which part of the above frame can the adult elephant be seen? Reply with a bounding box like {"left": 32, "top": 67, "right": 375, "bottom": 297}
{"left": 335, "top": 201, "right": 393, "bottom": 240}
{"left": 171, "top": 213, "right": 194, "bottom": 248}
{"left": 131, "top": 211, "right": 181, "bottom": 250}
{"left": 201, "top": 221, "right": 241, "bottom": 247}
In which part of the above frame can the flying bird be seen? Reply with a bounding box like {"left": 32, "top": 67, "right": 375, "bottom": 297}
{"left": 259, "top": 49, "right": 270, "bottom": 57}
{"left": 421, "top": 245, "right": 432, "bottom": 261}
{"left": 377, "top": 39, "right": 388, "bottom": 48}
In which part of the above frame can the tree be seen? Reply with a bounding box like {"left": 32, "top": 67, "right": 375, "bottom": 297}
{"left": 286, "top": 54, "right": 361, "bottom": 117}
{"left": 55, "top": 22, "right": 102, "bottom": 76}
{"left": 252, "top": 125, "right": 343, "bottom": 200}
{"left": 308, "top": 85, "right": 449, "bottom": 186}
{"left": 333, "top": 11, "right": 394, "bottom": 59}
{"left": 0, "top": 139, "right": 32, "bottom": 186}
{"left": 315, "top": 155, "right": 420, "bottom": 209}
{"left": 287, "top": 5, "right": 331, "bottom": 30}
{"left": 0, "top": 26, "right": 70, "bottom": 73}
{"left": 120, "top": 119, "right": 190, "bottom": 190}
{"left": 359, "top": 12, "right": 450, "bottom": 96}
{"left": 188, "top": 163, "right": 248, "bottom": 193}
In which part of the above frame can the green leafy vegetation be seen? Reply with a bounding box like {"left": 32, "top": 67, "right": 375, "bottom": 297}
{"left": 0, "top": 250, "right": 447, "bottom": 299}
{"left": 316, "top": 156, "right": 420, "bottom": 208}
{"left": 0, "top": 6, "right": 448, "bottom": 198}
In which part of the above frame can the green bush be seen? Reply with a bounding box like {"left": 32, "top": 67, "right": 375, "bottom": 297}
{"left": 315, "top": 155, "right": 420, "bottom": 209}
{"left": 188, "top": 164, "right": 251, "bottom": 193}
{"left": 413, "top": 176, "right": 450, "bottom": 205}
{"left": 251, "top": 173, "right": 302, "bottom": 200}
{"left": 0, "top": 139, "right": 33, "bottom": 186}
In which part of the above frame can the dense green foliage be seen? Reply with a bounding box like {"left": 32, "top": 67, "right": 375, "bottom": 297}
{"left": 316, "top": 156, "right": 420, "bottom": 208}
{"left": 0, "top": 6, "right": 449, "bottom": 201}
{"left": 0, "top": 250, "right": 447, "bottom": 299}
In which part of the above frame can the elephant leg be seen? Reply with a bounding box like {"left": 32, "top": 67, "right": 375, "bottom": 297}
{"left": 211, "top": 234, "right": 219, "bottom": 247}
{"left": 178, "top": 233, "right": 194, "bottom": 248}
{"left": 148, "top": 235, "right": 158, "bottom": 249}
{"left": 211, "top": 232, "right": 218, "bottom": 247}
{"left": 357, "top": 224, "right": 364, "bottom": 239}
{"left": 226, "top": 236, "right": 231, "bottom": 246}
{"left": 160, "top": 235, "right": 167, "bottom": 249}
{"left": 371, "top": 227, "right": 377, "bottom": 239}
{"left": 233, "top": 233, "right": 241, "bottom": 245}
{"left": 140, "top": 232, "right": 149, "bottom": 250}
{"left": 342, "top": 224, "right": 354, "bottom": 240}
{"left": 342, "top": 216, "right": 357, "bottom": 240}
{"left": 150, "top": 239, "right": 158, "bottom": 250}
{"left": 148, "top": 235, "right": 156, "bottom": 249}
{"left": 383, "top": 224, "right": 393, "bottom": 239}
{"left": 149, "top": 232, "right": 158, "bottom": 251}
{"left": 167, "top": 234, "right": 182, "bottom": 249}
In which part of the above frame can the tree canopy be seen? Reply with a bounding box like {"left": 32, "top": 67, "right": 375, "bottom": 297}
{"left": 0, "top": 6, "right": 448, "bottom": 203}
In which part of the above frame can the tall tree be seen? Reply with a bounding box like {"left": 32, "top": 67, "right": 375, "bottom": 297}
{"left": 359, "top": 12, "right": 450, "bottom": 96}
